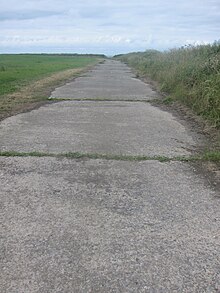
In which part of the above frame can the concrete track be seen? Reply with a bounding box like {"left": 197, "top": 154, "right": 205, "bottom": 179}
{"left": 0, "top": 60, "right": 219, "bottom": 292}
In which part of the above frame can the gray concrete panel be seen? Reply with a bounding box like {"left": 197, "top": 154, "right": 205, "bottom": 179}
{"left": 50, "top": 60, "right": 158, "bottom": 100}
{"left": 1, "top": 157, "right": 219, "bottom": 292}
{"left": 0, "top": 101, "right": 201, "bottom": 157}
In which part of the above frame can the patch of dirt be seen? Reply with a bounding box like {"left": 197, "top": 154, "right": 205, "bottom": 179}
{"left": 191, "top": 161, "right": 220, "bottom": 196}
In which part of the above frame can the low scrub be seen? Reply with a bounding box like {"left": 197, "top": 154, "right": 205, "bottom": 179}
{"left": 116, "top": 43, "right": 220, "bottom": 128}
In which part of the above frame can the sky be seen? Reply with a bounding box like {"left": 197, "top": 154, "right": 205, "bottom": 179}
{"left": 0, "top": 0, "right": 220, "bottom": 55}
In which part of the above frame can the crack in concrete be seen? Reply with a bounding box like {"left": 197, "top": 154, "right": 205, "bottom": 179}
{"left": 48, "top": 97, "right": 159, "bottom": 103}
{"left": 0, "top": 150, "right": 218, "bottom": 163}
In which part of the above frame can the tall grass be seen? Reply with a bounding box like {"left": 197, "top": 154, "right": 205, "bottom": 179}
{"left": 117, "top": 43, "right": 220, "bottom": 128}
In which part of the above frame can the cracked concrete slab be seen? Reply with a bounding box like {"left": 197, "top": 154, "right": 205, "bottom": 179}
{"left": 1, "top": 157, "right": 220, "bottom": 292}
{"left": 50, "top": 60, "right": 158, "bottom": 100}
{"left": 0, "top": 100, "right": 203, "bottom": 157}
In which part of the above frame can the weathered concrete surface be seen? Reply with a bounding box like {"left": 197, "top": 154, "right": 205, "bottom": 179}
{"left": 0, "top": 60, "right": 220, "bottom": 292}
{"left": 50, "top": 60, "right": 158, "bottom": 100}
{"left": 1, "top": 157, "right": 220, "bottom": 292}
{"left": 0, "top": 101, "right": 203, "bottom": 157}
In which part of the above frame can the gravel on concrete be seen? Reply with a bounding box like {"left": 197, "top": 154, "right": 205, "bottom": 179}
{"left": 1, "top": 157, "right": 220, "bottom": 293}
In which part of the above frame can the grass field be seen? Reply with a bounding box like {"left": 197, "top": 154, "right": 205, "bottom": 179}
{"left": 0, "top": 54, "right": 100, "bottom": 96}
{"left": 116, "top": 43, "right": 220, "bottom": 129}
{"left": 0, "top": 54, "right": 101, "bottom": 120}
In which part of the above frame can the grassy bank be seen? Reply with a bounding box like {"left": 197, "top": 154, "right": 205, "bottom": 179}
{"left": 116, "top": 43, "right": 220, "bottom": 128}
{"left": 0, "top": 54, "right": 102, "bottom": 119}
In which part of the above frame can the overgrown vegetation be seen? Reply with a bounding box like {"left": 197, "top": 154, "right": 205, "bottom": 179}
{"left": 116, "top": 43, "right": 220, "bottom": 128}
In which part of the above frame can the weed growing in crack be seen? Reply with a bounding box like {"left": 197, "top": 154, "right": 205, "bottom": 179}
{"left": 0, "top": 151, "right": 219, "bottom": 162}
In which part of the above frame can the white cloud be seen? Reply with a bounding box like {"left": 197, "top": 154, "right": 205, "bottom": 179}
{"left": 0, "top": 0, "right": 219, "bottom": 54}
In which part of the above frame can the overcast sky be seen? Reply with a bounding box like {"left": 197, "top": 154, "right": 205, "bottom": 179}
{"left": 1, "top": 0, "right": 220, "bottom": 55}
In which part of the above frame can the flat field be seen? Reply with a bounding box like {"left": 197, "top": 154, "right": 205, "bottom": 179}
{"left": 0, "top": 54, "right": 99, "bottom": 96}
{"left": 0, "top": 54, "right": 100, "bottom": 119}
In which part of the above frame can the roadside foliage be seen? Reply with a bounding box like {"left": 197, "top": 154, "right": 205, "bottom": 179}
{"left": 116, "top": 43, "right": 220, "bottom": 128}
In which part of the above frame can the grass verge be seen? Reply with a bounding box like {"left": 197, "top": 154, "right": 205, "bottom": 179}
{"left": 0, "top": 54, "right": 101, "bottom": 96}
{"left": 0, "top": 54, "right": 102, "bottom": 120}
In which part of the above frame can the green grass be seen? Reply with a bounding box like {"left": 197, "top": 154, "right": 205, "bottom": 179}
{"left": 0, "top": 150, "right": 220, "bottom": 163}
{"left": 0, "top": 54, "right": 103, "bottom": 120}
{"left": 0, "top": 54, "right": 100, "bottom": 96}
{"left": 0, "top": 151, "right": 170, "bottom": 161}
{"left": 199, "top": 150, "right": 220, "bottom": 162}
{"left": 116, "top": 43, "right": 220, "bottom": 128}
